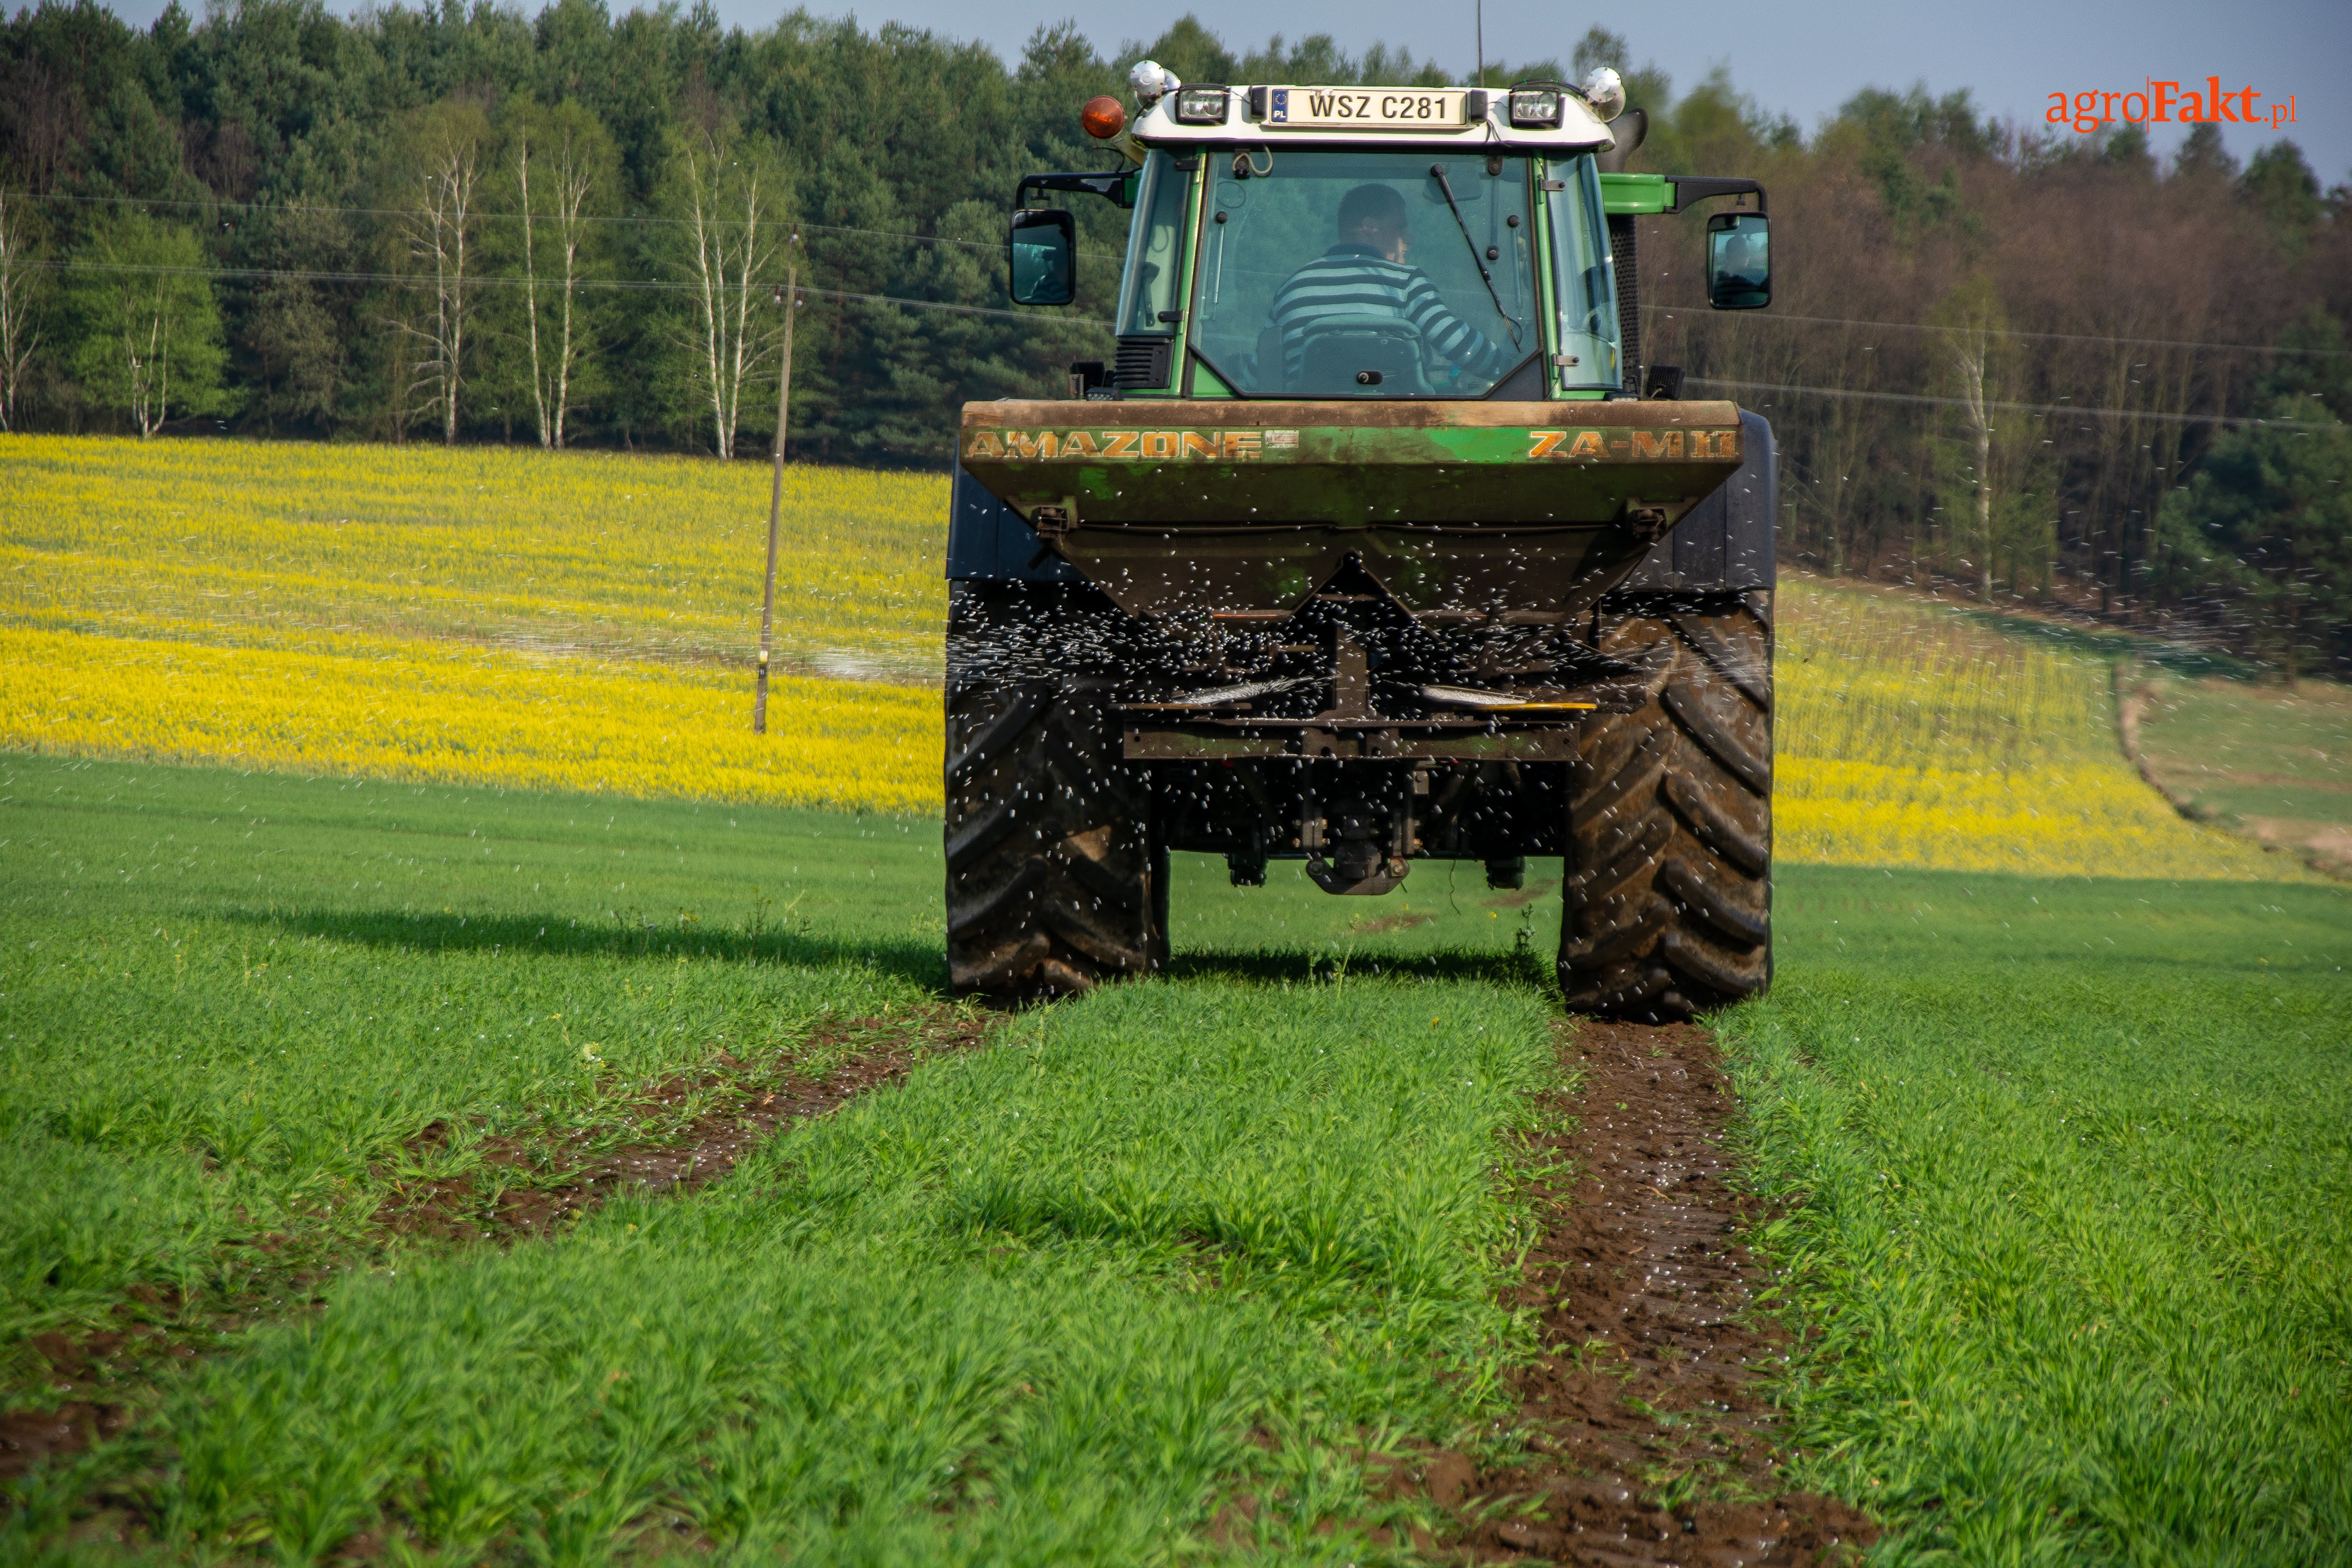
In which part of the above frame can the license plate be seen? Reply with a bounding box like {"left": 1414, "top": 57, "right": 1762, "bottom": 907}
{"left": 1263, "top": 87, "right": 1470, "bottom": 130}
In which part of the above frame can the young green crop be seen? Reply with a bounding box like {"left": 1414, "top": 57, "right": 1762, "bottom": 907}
{"left": 2, "top": 754, "right": 1560, "bottom": 1562}
{"left": 0, "top": 756, "right": 943, "bottom": 1344}
{"left": 126, "top": 974, "right": 1553, "bottom": 1562}
{"left": 1722, "top": 868, "right": 2352, "bottom": 1564}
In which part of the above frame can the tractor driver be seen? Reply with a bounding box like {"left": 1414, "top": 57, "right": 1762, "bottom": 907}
{"left": 1266, "top": 182, "right": 1511, "bottom": 391}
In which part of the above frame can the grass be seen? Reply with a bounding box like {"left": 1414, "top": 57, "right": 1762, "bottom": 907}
{"left": 2128, "top": 668, "right": 2352, "bottom": 876}
{"left": 1722, "top": 867, "right": 2352, "bottom": 1564}
{"left": 2, "top": 753, "right": 1559, "bottom": 1563}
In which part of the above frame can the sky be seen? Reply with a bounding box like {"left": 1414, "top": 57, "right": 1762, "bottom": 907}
{"left": 102, "top": 0, "right": 2352, "bottom": 182}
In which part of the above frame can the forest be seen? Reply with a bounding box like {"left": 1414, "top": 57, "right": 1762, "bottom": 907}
{"left": 0, "top": 0, "right": 2347, "bottom": 669}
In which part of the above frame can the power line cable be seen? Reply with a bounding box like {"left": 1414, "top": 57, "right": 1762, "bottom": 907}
{"left": 30, "top": 258, "right": 1115, "bottom": 326}
{"left": 1686, "top": 375, "right": 2341, "bottom": 431}
{"left": 11, "top": 188, "right": 1126, "bottom": 260}
{"left": 16, "top": 258, "right": 2335, "bottom": 416}
{"left": 21, "top": 193, "right": 2340, "bottom": 356}
{"left": 1647, "top": 305, "right": 2350, "bottom": 358}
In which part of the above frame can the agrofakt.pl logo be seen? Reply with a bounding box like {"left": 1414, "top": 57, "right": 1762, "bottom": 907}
{"left": 2049, "top": 78, "right": 2298, "bottom": 134}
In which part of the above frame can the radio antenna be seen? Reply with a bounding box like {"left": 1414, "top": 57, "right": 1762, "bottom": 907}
{"left": 1475, "top": 0, "right": 1484, "bottom": 88}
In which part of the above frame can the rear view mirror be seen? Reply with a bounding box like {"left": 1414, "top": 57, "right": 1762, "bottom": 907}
{"left": 1705, "top": 212, "right": 1770, "bottom": 310}
{"left": 1008, "top": 209, "right": 1077, "bottom": 307}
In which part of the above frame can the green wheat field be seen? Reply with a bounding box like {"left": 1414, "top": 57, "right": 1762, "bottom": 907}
{"left": 2, "top": 437, "right": 2348, "bottom": 1566}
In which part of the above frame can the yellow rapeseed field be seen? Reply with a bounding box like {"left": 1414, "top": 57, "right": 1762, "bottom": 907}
{"left": 2, "top": 433, "right": 947, "bottom": 816}
{"left": 0, "top": 625, "right": 941, "bottom": 816}
{"left": 0, "top": 432, "right": 947, "bottom": 682}
{"left": 0, "top": 434, "right": 2301, "bottom": 879}
{"left": 1774, "top": 583, "right": 2289, "bottom": 879}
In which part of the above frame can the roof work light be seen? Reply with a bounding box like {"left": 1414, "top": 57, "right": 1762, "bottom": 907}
{"left": 1579, "top": 66, "right": 1626, "bottom": 122}
{"left": 1507, "top": 87, "right": 1563, "bottom": 128}
{"left": 1128, "top": 59, "right": 1179, "bottom": 105}
{"left": 1173, "top": 86, "right": 1229, "bottom": 124}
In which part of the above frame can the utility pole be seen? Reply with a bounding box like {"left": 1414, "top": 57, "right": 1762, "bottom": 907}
{"left": 753, "top": 229, "right": 800, "bottom": 735}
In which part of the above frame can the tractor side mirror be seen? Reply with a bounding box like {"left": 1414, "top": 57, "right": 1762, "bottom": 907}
{"left": 1008, "top": 209, "right": 1077, "bottom": 307}
{"left": 1705, "top": 212, "right": 1770, "bottom": 310}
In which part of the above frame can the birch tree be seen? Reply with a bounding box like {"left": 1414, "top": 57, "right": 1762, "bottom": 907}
{"left": 499, "top": 100, "right": 615, "bottom": 449}
{"left": 1933, "top": 277, "right": 2054, "bottom": 599}
{"left": 0, "top": 187, "right": 41, "bottom": 431}
{"left": 1949, "top": 323, "right": 1997, "bottom": 600}
{"left": 61, "top": 212, "right": 228, "bottom": 436}
{"left": 664, "top": 125, "right": 790, "bottom": 459}
{"left": 394, "top": 107, "right": 490, "bottom": 445}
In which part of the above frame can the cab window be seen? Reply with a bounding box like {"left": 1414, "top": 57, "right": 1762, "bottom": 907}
{"left": 1116, "top": 152, "right": 1191, "bottom": 336}
{"left": 1188, "top": 150, "right": 1536, "bottom": 398}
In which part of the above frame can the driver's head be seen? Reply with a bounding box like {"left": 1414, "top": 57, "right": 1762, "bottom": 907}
{"left": 1338, "top": 183, "right": 1411, "bottom": 263}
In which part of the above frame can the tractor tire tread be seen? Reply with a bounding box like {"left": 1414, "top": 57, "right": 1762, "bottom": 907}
{"left": 945, "top": 594, "right": 1165, "bottom": 1000}
{"left": 1671, "top": 609, "right": 1773, "bottom": 711}
{"left": 1663, "top": 770, "right": 1770, "bottom": 877}
{"left": 1560, "top": 596, "right": 1773, "bottom": 1021}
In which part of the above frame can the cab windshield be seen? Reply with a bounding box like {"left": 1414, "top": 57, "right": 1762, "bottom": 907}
{"left": 1186, "top": 150, "right": 1618, "bottom": 398}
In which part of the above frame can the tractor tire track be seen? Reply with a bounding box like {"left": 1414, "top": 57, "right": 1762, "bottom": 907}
{"left": 1450, "top": 1018, "right": 1875, "bottom": 1565}
{"left": 2, "top": 1008, "right": 991, "bottom": 1488}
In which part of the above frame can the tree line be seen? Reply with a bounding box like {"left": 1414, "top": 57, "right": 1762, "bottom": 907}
{"left": 1, "top": 2, "right": 2347, "bottom": 670}
{"left": 1578, "top": 32, "right": 2351, "bottom": 674}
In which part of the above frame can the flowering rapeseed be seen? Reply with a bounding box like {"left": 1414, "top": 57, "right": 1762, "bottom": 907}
{"left": 0, "top": 432, "right": 947, "bottom": 683}
{"left": 0, "top": 433, "right": 945, "bottom": 812}
{"left": 1775, "top": 582, "right": 2290, "bottom": 880}
{"left": 0, "top": 435, "right": 2305, "bottom": 878}
{"left": 0, "top": 625, "right": 940, "bottom": 815}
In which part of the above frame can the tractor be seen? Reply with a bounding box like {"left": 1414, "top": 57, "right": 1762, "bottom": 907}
{"left": 944, "top": 62, "right": 1777, "bottom": 1019}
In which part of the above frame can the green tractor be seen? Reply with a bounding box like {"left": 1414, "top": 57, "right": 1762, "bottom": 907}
{"left": 946, "top": 64, "right": 1777, "bottom": 1019}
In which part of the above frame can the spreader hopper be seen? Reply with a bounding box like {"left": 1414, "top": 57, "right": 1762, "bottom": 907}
{"left": 957, "top": 398, "right": 1747, "bottom": 621}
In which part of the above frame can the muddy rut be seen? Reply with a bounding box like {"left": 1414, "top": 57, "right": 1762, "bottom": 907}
{"left": 1439, "top": 1019, "right": 1875, "bottom": 1566}
{"left": 376, "top": 1008, "right": 989, "bottom": 1242}
{"left": 1, "top": 1009, "right": 990, "bottom": 1486}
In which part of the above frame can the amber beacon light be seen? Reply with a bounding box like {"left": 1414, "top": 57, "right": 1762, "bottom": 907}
{"left": 1080, "top": 95, "right": 1127, "bottom": 139}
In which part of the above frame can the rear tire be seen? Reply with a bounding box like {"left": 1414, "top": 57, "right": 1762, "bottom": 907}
{"left": 945, "top": 589, "right": 1166, "bottom": 1000}
{"left": 1559, "top": 591, "right": 1773, "bottom": 1021}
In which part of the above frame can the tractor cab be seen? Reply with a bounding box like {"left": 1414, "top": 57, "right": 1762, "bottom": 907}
{"left": 1006, "top": 64, "right": 1770, "bottom": 404}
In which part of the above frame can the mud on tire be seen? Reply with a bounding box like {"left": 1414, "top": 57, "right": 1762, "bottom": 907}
{"left": 945, "top": 588, "right": 1166, "bottom": 1000}
{"left": 1560, "top": 591, "right": 1772, "bottom": 1021}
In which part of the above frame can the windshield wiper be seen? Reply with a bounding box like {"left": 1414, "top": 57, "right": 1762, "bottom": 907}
{"left": 1429, "top": 163, "right": 1523, "bottom": 347}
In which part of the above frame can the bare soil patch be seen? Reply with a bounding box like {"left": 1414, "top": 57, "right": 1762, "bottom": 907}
{"left": 375, "top": 1007, "right": 989, "bottom": 1242}
{"left": 2, "top": 1007, "right": 990, "bottom": 1487}
{"left": 1484, "top": 878, "right": 1561, "bottom": 910}
{"left": 1351, "top": 911, "right": 1438, "bottom": 936}
{"left": 1436, "top": 1019, "right": 1876, "bottom": 1565}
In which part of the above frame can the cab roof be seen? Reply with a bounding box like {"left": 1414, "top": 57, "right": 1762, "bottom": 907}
{"left": 1128, "top": 84, "right": 1618, "bottom": 154}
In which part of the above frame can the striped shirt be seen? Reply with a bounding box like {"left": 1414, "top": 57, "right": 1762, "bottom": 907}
{"left": 1270, "top": 244, "right": 1509, "bottom": 388}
